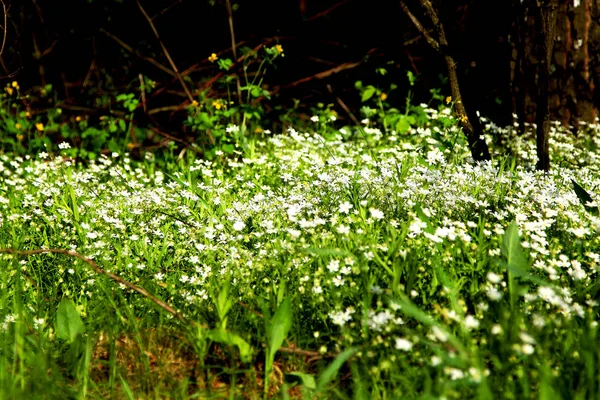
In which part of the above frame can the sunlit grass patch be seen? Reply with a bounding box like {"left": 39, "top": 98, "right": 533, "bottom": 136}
{"left": 1, "top": 107, "right": 600, "bottom": 398}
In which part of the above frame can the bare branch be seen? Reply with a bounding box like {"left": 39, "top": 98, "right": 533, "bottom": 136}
{"left": 0, "top": 248, "right": 192, "bottom": 325}
{"left": 0, "top": 0, "right": 7, "bottom": 59}
{"left": 100, "top": 29, "right": 176, "bottom": 78}
{"left": 136, "top": 0, "right": 194, "bottom": 103}
{"left": 225, "top": 0, "right": 243, "bottom": 104}
{"left": 399, "top": 1, "right": 440, "bottom": 51}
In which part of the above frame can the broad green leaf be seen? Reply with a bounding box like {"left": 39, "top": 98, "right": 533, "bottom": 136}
{"left": 316, "top": 347, "right": 358, "bottom": 393}
{"left": 501, "top": 221, "right": 529, "bottom": 276}
{"left": 268, "top": 296, "right": 291, "bottom": 357}
{"left": 572, "top": 179, "right": 599, "bottom": 216}
{"left": 285, "top": 372, "right": 316, "bottom": 389}
{"left": 56, "top": 298, "right": 85, "bottom": 344}
{"left": 361, "top": 86, "right": 376, "bottom": 102}
{"left": 396, "top": 116, "right": 411, "bottom": 133}
{"left": 207, "top": 329, "right": 253, "bottom": 363}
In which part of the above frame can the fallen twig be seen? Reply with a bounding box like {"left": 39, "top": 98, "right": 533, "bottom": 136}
{"left": 0, "top": 247, "right": 332, "bottom": 360}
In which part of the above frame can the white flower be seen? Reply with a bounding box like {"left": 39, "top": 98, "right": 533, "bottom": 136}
{"left": 58, "top": 142, "right": 71, "bottom": 149}
{"left": 370, "top": 208, "right": 384, "bottom": 220}
{"left": 487, "top": 272, "right": 502, "bottom": 284}
{"left": 395, "top": 337, "right": 413, "bottom": 351}
{"left": 339, "top": 201, "right": 353, "bottom": 214}
{"left": 327, "top": 260, "right": 340, "bottom": 273}
{"left": 310, "top": 115, "right": 319, "bottom": 122}
{"left": 336, "top": 225, "right": 350, "bottom": 235}
{"left": 232, "top": 220, "right": 246, "bottom": 231}
{"left": 332, "top": 276, "right": 345, "bottom": 286}
{"left": 486, "top": 286, "right": 502, "bottom": 301}
{"left": 491, "top": 324, "right": 503, "bottom": 335}
{"left": 329, "top": 308, "right": 354, "bottom": 326}
{"left": 522, "top": 344, "right": 535, "bottom": 355}
{"left": 464, "top": 315, "right": 480, "bottom": 330}
{"left": 226, "top": 125, "right": 240, "bottom": 133}
{"left": 432, "top": 326, "right": 449, "bottom": 342}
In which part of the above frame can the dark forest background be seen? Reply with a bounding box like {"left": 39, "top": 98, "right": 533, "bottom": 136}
{"left": 2, "top": 0, "right": 599, "bottom": 148}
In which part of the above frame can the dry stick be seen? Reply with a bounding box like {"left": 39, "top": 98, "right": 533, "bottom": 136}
{"left": 305, "top": 0, "right": 349, "bottom": 22}
{"left": 0, "top": 0, "right": 7, "bottom": 59}
{"left": 225, "top": 0, "right": 243, "bottom": 105}
{"left": 136, "top": 0, "right": 194, "bottom": 103}
{"left": 0, "top": 247, "right": 329, "bottom": 360}
{"left": 100, "top": 29, "right": 176, "bottom": 78}
{"left": 0, "top": 248, "right": 194, "bottom": 325}
{"left": 139, "top": 73, "right": 147, "bottom": 113}
{"left": 151, "top": 0, "right": 185, "bottom": 20}
{"left": 271, "top": 61, "right": 361, "bottom": 94}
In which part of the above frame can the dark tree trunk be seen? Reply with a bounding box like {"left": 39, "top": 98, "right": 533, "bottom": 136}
{"left": 535, "top": 0, "right": 559, "bottom": 172}
{"left": 511, "top": 0, "right": 598, "bottom": 131}
{"left": 400, "top": 0, "right": 491, "bottom": 162}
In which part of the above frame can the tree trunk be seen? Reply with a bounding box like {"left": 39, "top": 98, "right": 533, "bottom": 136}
{"left": 400, "top": 0, "right": 491, "bottom": 162}
{"left": 535, "top": 0, "right": 559, "bottom": 172}
{"left": 511, "top": 0, "right": 598, "bottom": 131}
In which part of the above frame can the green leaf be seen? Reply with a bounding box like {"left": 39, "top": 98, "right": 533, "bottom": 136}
{"left": 267, "top": 297, "right": 291, "bottom": 357}
{"left": 285, "top": 372, "right": 316, "bottom": 389}
{"left": 316, "top": 347, "right": 358, "bottom": 393}
{"left": 501, "top": 221, "right": 529, "bottom": 276}
{"left": 572, "top": 179, "right": 599, "bottom": 216}
{"left": 56, "top": 298, "right": 85, "bottom": 344}
{"left": 361, "top": 86, "right": 376, "bottom": 102}
{"left": 395, "top": 116, "right": 411, "bottom": 133}
{"left": 221, "top": 144, "right": 235, "bottom": 154}
{"left": 207, "top": 329, "right": 253, "bottom": 363}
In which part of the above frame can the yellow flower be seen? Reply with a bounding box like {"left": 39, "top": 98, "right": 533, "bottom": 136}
{"left": 208, "top": 53, "right": 218, "bottom": 63}
{"left": 16, "top": 134, "right": 24, "bottom": 141}
{"left": 25, "top": 111, "right": 31, "bottom": 118}
{"left": 35, "top": 123, "right": 44, "bottom": 131}
{"left": 11, "top": 81, "right": 19, "bottom": 89}
{"left": 191, "top": 100, "right": 199, "bottom": 107}
{"left": 446, "top": 96, "right": 452, "bottom": 104}
{"left": 212, "top": 101, "right": 223, "bottom": 110}
{"left": 380, "top": 93, "right": 388, "bottom": 101}
{"left": 275, "top": 44, "right": 284, "bottom": 54}
{"left": 254, "top": 126, "right": 263, "bottom": 133}
{"left": 5, "top": 87, "right": 13, "bottom": 95}
{"left": 459, "top": 114, "right": 468, "bottom": 123}
{"left": 15, "top": 123, "right": 21, "bottom": 130}
{"left": 75, "top": 116, "right": 82, "bottom": 122}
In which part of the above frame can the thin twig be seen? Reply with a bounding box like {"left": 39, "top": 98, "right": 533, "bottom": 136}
{"left": 225, "top": 0, "right": 243, "bottom": 104}
{"left": 136, "top": 0, "right": 195, "bottom": 103}
{"left": 399, "top": 1, "right": 440, "bottom": 52}
{"left": 305, "top": 0, "right": 348, "bottom": 22}
{"left": 273, "top": 61, "right": 361, "bottom": 94}
{"left": 139, "top": 73, "right": 147, "bottom": 113}
{"left": 100, "top": 29, "right": 176, "bottom": 78}
{"left": 0, "top": 248, "right": 193, "bottom": 325}
{"left": 0, "top": 0, "right": 7, "bottom": 59}
{"left": 1, "top": 247, "right": 333, "bottom": 361}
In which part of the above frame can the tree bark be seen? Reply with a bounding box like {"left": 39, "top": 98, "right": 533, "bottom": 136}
{"left": 535, "top": 0, "right": 559, "bottom": 172}
{"left": 400, "top": 0, "right": 491, "bottom": 161}
{"left": 511, "top": 0, "right": 597, "bottom": 132}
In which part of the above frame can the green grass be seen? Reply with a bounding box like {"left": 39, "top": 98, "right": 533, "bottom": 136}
{"left": 1, "top": 106, "right": 600, "bottom": 399}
